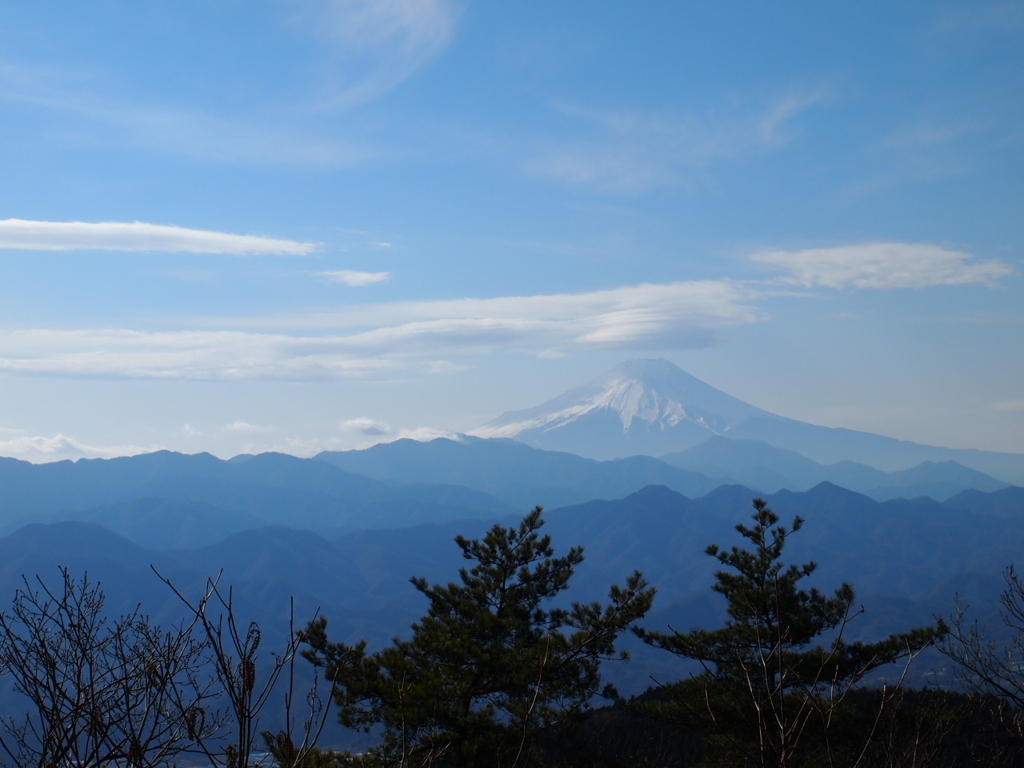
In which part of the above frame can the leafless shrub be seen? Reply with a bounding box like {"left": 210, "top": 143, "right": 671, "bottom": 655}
{"left": 0, "top": 567, "right": 223, "bottom": 768}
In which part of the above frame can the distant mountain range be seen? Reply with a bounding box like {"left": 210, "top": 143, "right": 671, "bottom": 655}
{"left": 316, "top": 435, "right": 1011, "bottom": 507}
{"left": 471, "top": 358, "right": 1024, "bottom": 484}
{"left": 0, "top": 434, "right": 1012, "bottom": 555}
{"left": 0, "top": 436, "right": 1019, "bottom": 744}
{"left": 0, "top": 482, "right": 1021, "bottom": 705}
{"left": 317, "top": 436, "right": 721, "bottom": 510}
{"left": 660, "top": 437, "right": 1009, "bottom": 500}
{"left": 0, "top": 450, "right": 517, "bottom": 545}
{"left": 0, "top": 359, "right": 1019, "bottom": 748}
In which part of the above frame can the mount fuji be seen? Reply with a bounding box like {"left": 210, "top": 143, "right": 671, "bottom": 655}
{"left": 471, "top": 359, "right": 1024, "bottom": 484}
{"left": 472, "top": 359, "right": 779, "bottom": 459}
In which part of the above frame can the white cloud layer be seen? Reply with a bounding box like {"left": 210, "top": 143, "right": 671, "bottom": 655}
{"left": 255, "top": 279, "right": 758, "bottom": 335}
{"left": 252, "top": 426, "right": 463, "bottom": 457}
{"left": 325, "top": 417, "right": 463, "bottom": 450}
{"left": 0, "top": 433, "right": 159, "bottom": 463}
{"left": 318, "top": 269, "right": 390, "bottom": 286}
{"left": 223, "top": 421, "right": 276, "bottom": 433}
{"left": 0, "top": 219, "right": 318, "bottom": 255}
{"left": 0, "top": 280, "right": 758, "bottom": 380}
{"left": 393, "top": 426, "right": 463, "bottom": 442}
{"left": 751, "top": 243, "right": 1013, "bottom": 289}
{"left": 339, "top": 417, "right": 392, "bottom": 435}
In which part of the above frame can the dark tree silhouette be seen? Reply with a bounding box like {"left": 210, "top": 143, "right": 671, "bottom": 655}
{"left": 304, "top": 506, "right": 655, "bottom": 767}
{"left": 942, "top": 565, "right": 1024, "bottom": 707}
{"left": 636, "top": 498, "right": 946, "bottom": 768}
{"left": 155, "top": 569, "right": 342, "bottom": 768}
{"left": 0, "top": 568, "right": 222, "bottom": 768}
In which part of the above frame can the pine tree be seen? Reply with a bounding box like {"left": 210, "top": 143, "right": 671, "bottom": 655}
{"left": 303, "top": 507, "right": 654, "bottom": 767}
{"left": 635, "top": 498, "right": 946, "bottom": 768}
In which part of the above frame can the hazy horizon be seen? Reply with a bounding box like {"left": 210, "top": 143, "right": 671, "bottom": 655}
{"left": 1, "top": 2, "right": 1021, "bottom": 462}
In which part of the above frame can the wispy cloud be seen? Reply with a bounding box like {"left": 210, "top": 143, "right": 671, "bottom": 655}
{"left": 846, "top": 118, "right": 995, "bottom": 195}
{"left": 0, "top": 61, "right": 372, "bottom": 167}
{"left": 0, "top": 329, "right": 405, "bottom": 380}
{"left": 0, "top": 220, "right": 319, "bottom": 255}
{"left": 265, "top": 426, "right": 463, "bottom": 456}
{"left": 1, "top": 0, "right": 456, "bottom": 167}
{"left": 0, "top": 433, "right": 159, "bottom": 463}
{"left": 524, "top": 89, "right": 827, "bottom": 194}
{"left": 0, "top": 3, "right": 460, "bottom": 166}
{"left": 339, "top": 417, "right": 392, "bottom": 436}
{"left": 0, "top": 280, "right": 759, "bottom": 380}
{"left": 334, "top": 420, "right": 463, "bottom": 449}
{"left": 882, "top": 120, "right": 987, "bottom": 151}
{"left": 751, "top": 243, "right": 1013, "bottom": 289}
{"left": 318, "top": 269, "right": 390, "bottom": 286}
{"left": 223, "top": 421, "right": 276, "bottom": 433}
{"left": 238, "top": 279, "right": 759, "bottom": 334}
{"left": 295, "top": 0, "right": 462, "bottom": 109}
{"left": 394, "top": 426, "right": 463, "bottom": 443}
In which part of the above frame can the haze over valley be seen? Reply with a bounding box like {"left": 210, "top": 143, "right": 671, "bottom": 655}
{"left": 0, "top": 357, "right": 1019, "bottom": 696}
{"left": 0, "top": 3, "right": 1022, "bottom": 764}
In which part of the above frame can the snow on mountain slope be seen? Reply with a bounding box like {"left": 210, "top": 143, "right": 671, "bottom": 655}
{"left": 471, "top": 359, "right": 779, "bottom": 458}
{"left": 469, "top": 359, "right": 1024, "bottom": 483}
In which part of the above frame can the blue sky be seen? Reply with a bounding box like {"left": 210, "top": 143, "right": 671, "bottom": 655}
{"left": 0, "top": 0, "right": 1022, "bottom": 461}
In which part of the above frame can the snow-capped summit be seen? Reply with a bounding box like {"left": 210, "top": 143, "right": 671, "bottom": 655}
{"left": 471, "top": 359, "right": 778, "bottom": 459}
{"left": 467, "top": 359, "right": 1024, "bottom": 482}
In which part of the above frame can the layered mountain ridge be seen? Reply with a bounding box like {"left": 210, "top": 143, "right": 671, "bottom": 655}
{"left": 471, "top": 358, "right": 1024, "bottom": 483}
{"left": 1, "top": 481, "right": 1021, "bottom": 705}
{"left": 0, "top": 361, "right": 1020, "bottom": 750}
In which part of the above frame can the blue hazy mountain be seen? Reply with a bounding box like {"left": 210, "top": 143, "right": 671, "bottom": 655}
{"left": 40, "top": 497, "right": 264, "bottom": 550}
{"left": 471, "top": 358, "right": 1024, "bottom": 484}
{"left": 317, "top": 435, "right": 1011, "bottom": 506}
{"left": 315, "top": 436, "right": 722, "bottom": 509}
{"left": 0, "top": 450, "right": 518, "bottom": 544}
{"left": 0, "top": 438, "right": 1010, "bottom": 555}
{"left": 0, "top": 482, "right": 1017, "bottom": 703}
{"left": 662, "top": 437, "right": 1008, "bottom": 500}
{"left": 944, "top": 485, "right": 1024, "bottom": 517}
{"left": 10, "top": 482, "right": 1017, "bottom": 628}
